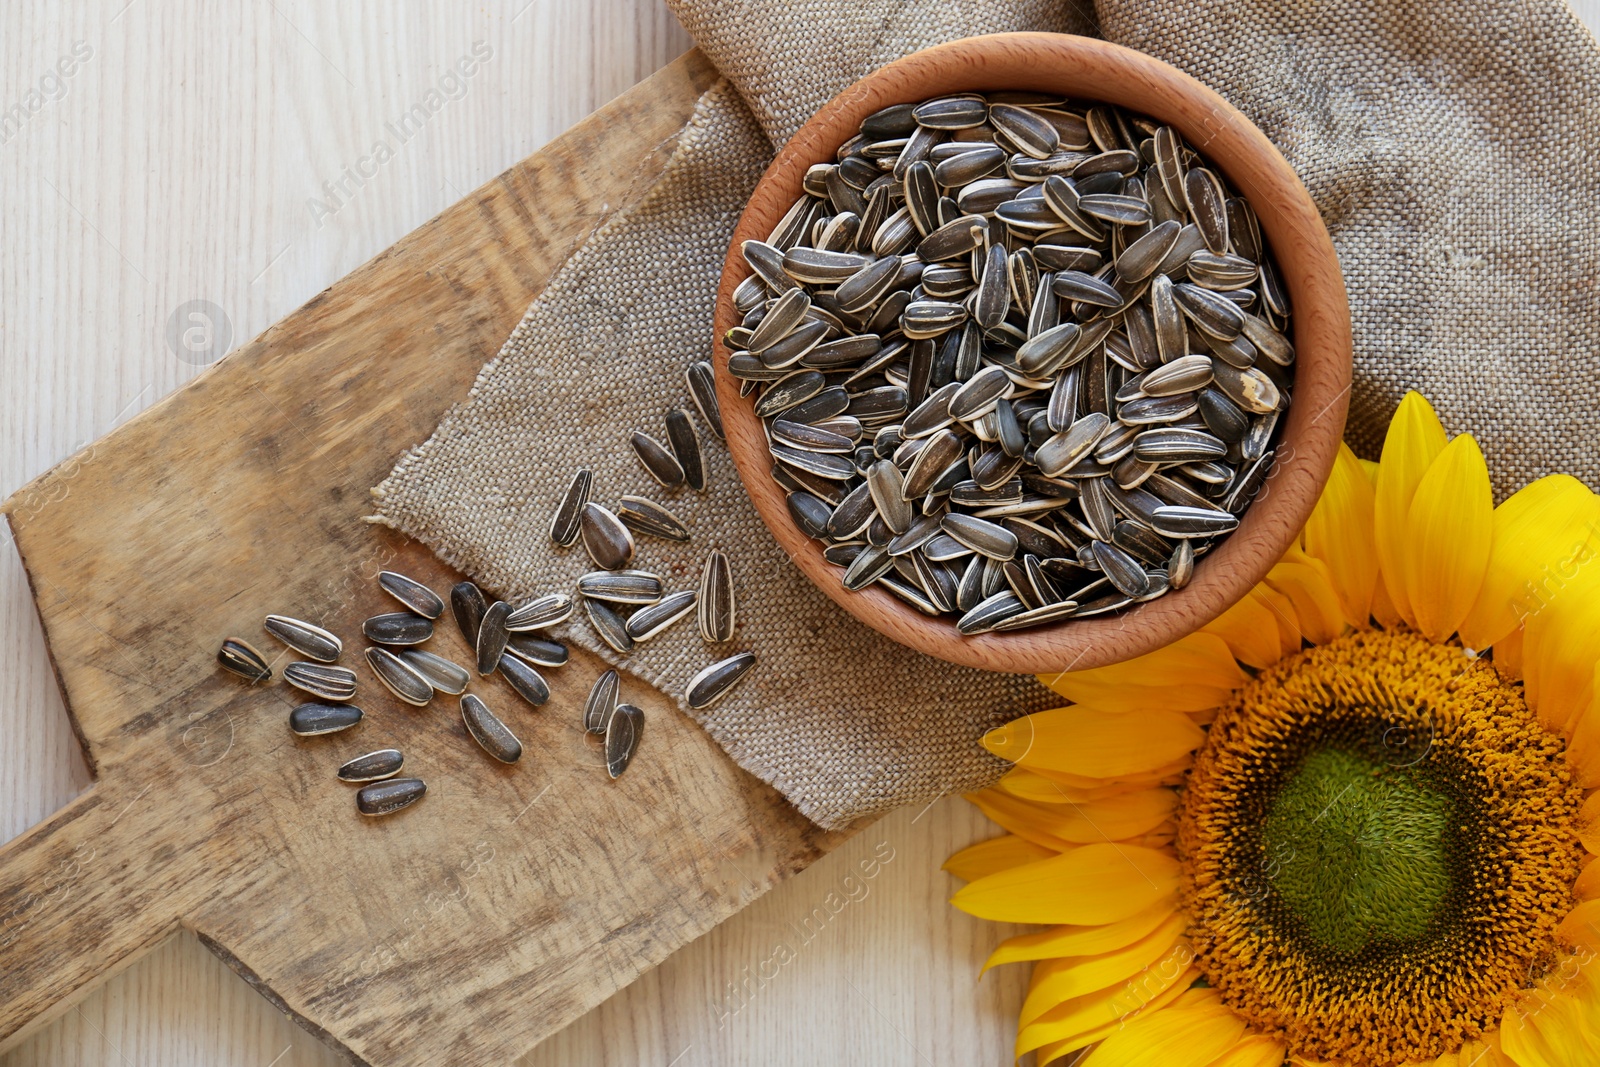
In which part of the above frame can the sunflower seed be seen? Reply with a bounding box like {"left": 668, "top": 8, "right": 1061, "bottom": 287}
{"left": 289, "top": 702, "right": 363, "bottom": 736}
{"left": 942, "top": 514, "right": 1019, "bottom": 560}
{"left": 548, "top": 468, "right": 593, "bottom": 547}
{"left": 263, "top": 615, "right": 342, "bottom": 663}
{"left": 616, "top": 495, "right": 690, "bottom": 543}
{"left": 631, "top": 431, "right": 685, "bottom": 488}
{"left": 499, "top": 654, "right": 551, "bottom": 707}
{"left": 505, "top": 634, "right": 568, "bottom": 668}
{"left": 1169, "top": 539, "right": 1195, "bottom": 589}
{"left": 377, "top": 571, "right": 445, "bottom": 620}
{"left": 957, "top": 590, "right": 1026, "bottom": 634}
{"left": 476, "top": 601, "right": 512, "bottom": 676}
{"left": 1144, "top": 504, "right": 1240, "bottom": 540}
{"left": 357, "top": 777, "right": 426, "bottom": 817}
{"left": 364, "top": 647, "right": 433, "bottom": 706}
{"left": 578, "top": 572, "right": 663, "bottom": 609}
{"left": 462, "top": 694, "right": 522, "bottom": 764}
{"left": 745, "top": 94, "right": 1292, "bottom": 630}
{"left": 585, "top": 597, "right": 634, "bottom": 654}
{"left": 605, "top": 703, "right": 646, "bottom": 778}
{"left": 505, "top": 593, "right": 575, "bottom": 632}
{"left": 686, "top": 652, "right": 757, "bottom": 710}
{"left": 580, "top": 503, "right": 635, "bottom": 570}
{"left": 584, "top": 669, "right": 620, "bottom": 735}
{"left": 625, "top": 590, "right": 698, "bottom": 641}
{"left": 699, "top": 550, "right": 736, "bottom": 643}
{"left": 338, "top": 749, "right": 404, "bottom": 783}
{"left": 218, "top": 637, "right": 273, "bottom": 682}
{"left": 398, "top": 649, "right": 470, "bottom": 695}
{"left": 685, "top": 362, "right": 724, "bottom": 440}
{"left": 285, "top": 662, "right": 358, "bottom": 701}
{"left": 363, "top": 612, "right": 433, "bottom": 646}
{"left": 664, "top": 409, "right": 705, "bottom": 492}
{"left": 450, "top": 581, "right": 489, "bottom": 645}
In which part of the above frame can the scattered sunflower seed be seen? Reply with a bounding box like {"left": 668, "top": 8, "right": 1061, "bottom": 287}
{"left": 263, "top": 616, "right": 341, "bottom": 663}
{"left": 631, "top": 431, "right": 685, "bottom": 488}
{"left": 377, "top": 571, "right": 445, "bottom": 620}
{"left": 365, "top": 647, "right": 434, "bottom": 707}
{"left": 605, "top": 703, "right": 645, "bottom": 779}
{"left": 686, "top": 652, "right": 756, "bottom": 710}
{"left": 357, "top": 777, "right": 426, "bottom": 816}
{"left": 585, "top": 669, "right": 620, "bottom": 736}
{"left": 284, "top": 662, "right": 358, "bottom": 701}
{"left": 550, "top": 469, "right": 593, "bottom": 547}
{"left": 625, "top": 590, "right": 699, "bottom": 641}
{"left": 504, "top": 634, "right": 568, "bottom": 668}
{"left": 363, "top": 612, "right": 434, "bottom": 647}
{"left": 461, "top": 694, "right": 522, "bottom": 764}
{"left": 451, "top": 581, "right": 489, "bottom": 645}
{"left": 580, "top": 503, "right": 635, "bottom": 570}
{"left": 617, "top": 495, "right": 690, "bottom": 542}
{"left": 289, "top": 703, "right": 363, "bottom": 736}
{"left": 584, "top": 596, "right": 634, "bottom": 654}
{"left": 338, "top": 749, "right": 404, "bottom": 782}
{"left": 218, "top": 637, "right": 272, "bottom": 683}
{"left": 499, "top": 653, "right": 551, "bottom": 707}
{"left": 505, "top": 593, "right": 575, "bottom": 632}
{"left": 476, "top": 601, "right": 512, "bottom": 676}
{"left": 397, "top": 649, "right": 470, "bottom": 696}
{"left": 699, "top": 549, "right": 736, "bottom": 643}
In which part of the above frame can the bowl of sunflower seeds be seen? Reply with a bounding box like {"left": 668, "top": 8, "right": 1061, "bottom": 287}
{"left": 714, "top": 32, "right": 1351, "bottom": 674}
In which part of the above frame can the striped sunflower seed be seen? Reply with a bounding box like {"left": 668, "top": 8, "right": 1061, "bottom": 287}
{"left": 505, "top": 633, "right": 568, "bottom": 668}
{"left": 363, "top": 612, "right": 433, "bottom": 646}
{"left": 264, "top": 615, "right": 341, "bottom": 663}
{"left": 625, "top": 590, "right": 698, "bottom": 641}
{"left": 218, "top": 637, "right": 272, "bottom": 683}
{"left": 699, "top": 550, "right": 736, "bottom": 643}
{"left": 451, "top": 581, "right": 489, "bottom": 645}
{"left": 505, "top": 593, "right": 575, "bottom": 632}
{"left": 685, "top": 652, "right": 756, "bottom": 710}
{"left": 616, "top": 495, "right": 690, "bottom": 542}
{"left": 550, "top": 469, "right": 593, "bottom": 547}
{"left": 605, "top": 703, "right": 645, "bottom": 779}
{"left": 585, "top": 596, "right": 634, "bottom": 654}
{"left": 475, "top": 601, "right": 512, "bottom": 676}
{"left": 365, "top": 647, "right": 433, "bottom": 707}
{"left": 284, "top": 662, "right": 358, "bottom": 701}
{"left": 338, "top": 749, "right": 404, "bottom": 782}
{"left": 499, "top": 653, "right": 551, "bottom": 707}
{"left": 585, "top": 669, "right": 620, "bottom": 735}
{"left": 631, "top": 431, "right": 685, "bottom": 488}
{"left": 398, "top": 649, "right": 470, "bottom": 696}
{"left": 580, "top": 503, "right": 635, "bottom": 570}
{"left": 377, "top": 571, "right": 444, "bottom": 620}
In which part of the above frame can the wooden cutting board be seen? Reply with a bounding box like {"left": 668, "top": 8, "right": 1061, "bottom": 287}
{"left": 0, "top": 50, "right": 843, "bottom": 1067}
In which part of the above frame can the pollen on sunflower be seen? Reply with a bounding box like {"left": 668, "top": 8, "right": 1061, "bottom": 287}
{"left": 1179, "top": 629, "right": 1583, "bottom": 1064}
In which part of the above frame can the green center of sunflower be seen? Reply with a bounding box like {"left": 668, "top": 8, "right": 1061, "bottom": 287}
{"left": 1179, "top": 629, "right": 1584, "bottom": 1065}
{"left": 1261, "top": 747, "right": 1452, "bottom": 953}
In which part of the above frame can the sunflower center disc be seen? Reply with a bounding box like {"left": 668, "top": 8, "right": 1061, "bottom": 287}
{"left": 1179, "top": 629, "right": 1584, "bottom": 1065}
{"left": 1261, "top": 747, "right": 1452, "bottom": 952}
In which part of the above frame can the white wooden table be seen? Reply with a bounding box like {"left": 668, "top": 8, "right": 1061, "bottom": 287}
{"left": 0, "top": 2, "right": 1027, "bottom": 1063}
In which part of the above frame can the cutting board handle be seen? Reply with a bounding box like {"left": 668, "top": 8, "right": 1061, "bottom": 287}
{"left": 0, "top": 782, "right": 189, "bottom": 1050}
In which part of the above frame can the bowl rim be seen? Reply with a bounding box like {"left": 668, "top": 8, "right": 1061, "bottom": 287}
{"left": 713, "top": 31, "right": 1352, "bottom": 675}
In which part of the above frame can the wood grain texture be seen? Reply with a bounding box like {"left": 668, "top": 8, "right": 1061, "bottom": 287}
{"left": 0, "top": 3, "right": 1036, "bottom": 1064}
{"left": 714, "top": 33, "right": 1353, "bottom": 675}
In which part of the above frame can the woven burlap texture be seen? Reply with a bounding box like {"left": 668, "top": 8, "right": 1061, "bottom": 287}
{"left": 374, "top": 0, "right": 1600, "bottom": 829}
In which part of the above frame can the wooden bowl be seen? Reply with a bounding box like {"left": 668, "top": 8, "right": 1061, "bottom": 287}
{"left": 713, "top": 32, "right": 1351, "bottom": 675}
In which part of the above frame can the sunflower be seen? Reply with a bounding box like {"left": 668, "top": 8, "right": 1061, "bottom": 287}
{"left": 946, "top": 392, "right": 1600, "bottom": 1067}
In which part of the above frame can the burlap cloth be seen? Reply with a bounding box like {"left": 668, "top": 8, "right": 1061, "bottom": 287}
{"left": 372, "top": 0, "right": 1600, "bottom": 829}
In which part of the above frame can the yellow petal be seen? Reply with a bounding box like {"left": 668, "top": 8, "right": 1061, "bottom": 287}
{"left": 1404, "top": 433, "right": 1493, "bottom": 642}
{"left": 1374, "top": 391, "right": 1449, "bottom": 628}
{"left": 1557, "top": 899, "right": 1600, "bottom": 950}
{"left": 1499, "top": 984, "right": 1600, "bottom": 1066}
{"left": 1019, "top": 916, "right": 1189, "bottom": 1025}
{"left": 1370, "top": 563, "right": 1404, "bottom": 629}
{"left": 983, "top": 705, "right": 1205, "bottom": 778}
{"left": 968, "top": 788, "right": 1177, "bottom": 847}
{"left": 1041, "top": 632, "right": 1245, "bottom": 711}
{"left": 1495, "top": 626, "right": 1526, "bottom": 681}
{"left": 1574, "top": 857, "right": 1600, "bottom": 901}
{"left": 982, "top": 900, "right": 1176, "bottom": 972}
{"left": 1079, "top": 1000, "right": 1248, "bottom": 1067}
{"left": 1523, "top": 563, "right": 1600, "bottom": 734}
{"left": 943, "top": 833, "right": 1055, "bottom": 882}
{"left": 1563, "top": 673, "right": 1600, "bottom": 789}
{"left": 1004, "top": 766, "right": 1183, "bottom": 803}
{"left": 1267, "top": 556, "right": 1347, "bottom": 646}
{"left": 1302, "top": 443, "right": 1379, "bottom": 628}
{"left": 1203, "top": 589, "right": 1289, "bottom": 668}
{"left": 1255, "top": 581, "right": 1305, "bottom": 658}
{"left": 1459, "top": 475, "right": 1600, "bottom": 650}
{"left": 1205, "top": 1034, "right": 1288, "bottom": 1067}
{"left": 951, "top": 843, "right": 1180, "bottom": 925}
{"left": 1019, "top": 964, "right": 1197, "bottom": 1060}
